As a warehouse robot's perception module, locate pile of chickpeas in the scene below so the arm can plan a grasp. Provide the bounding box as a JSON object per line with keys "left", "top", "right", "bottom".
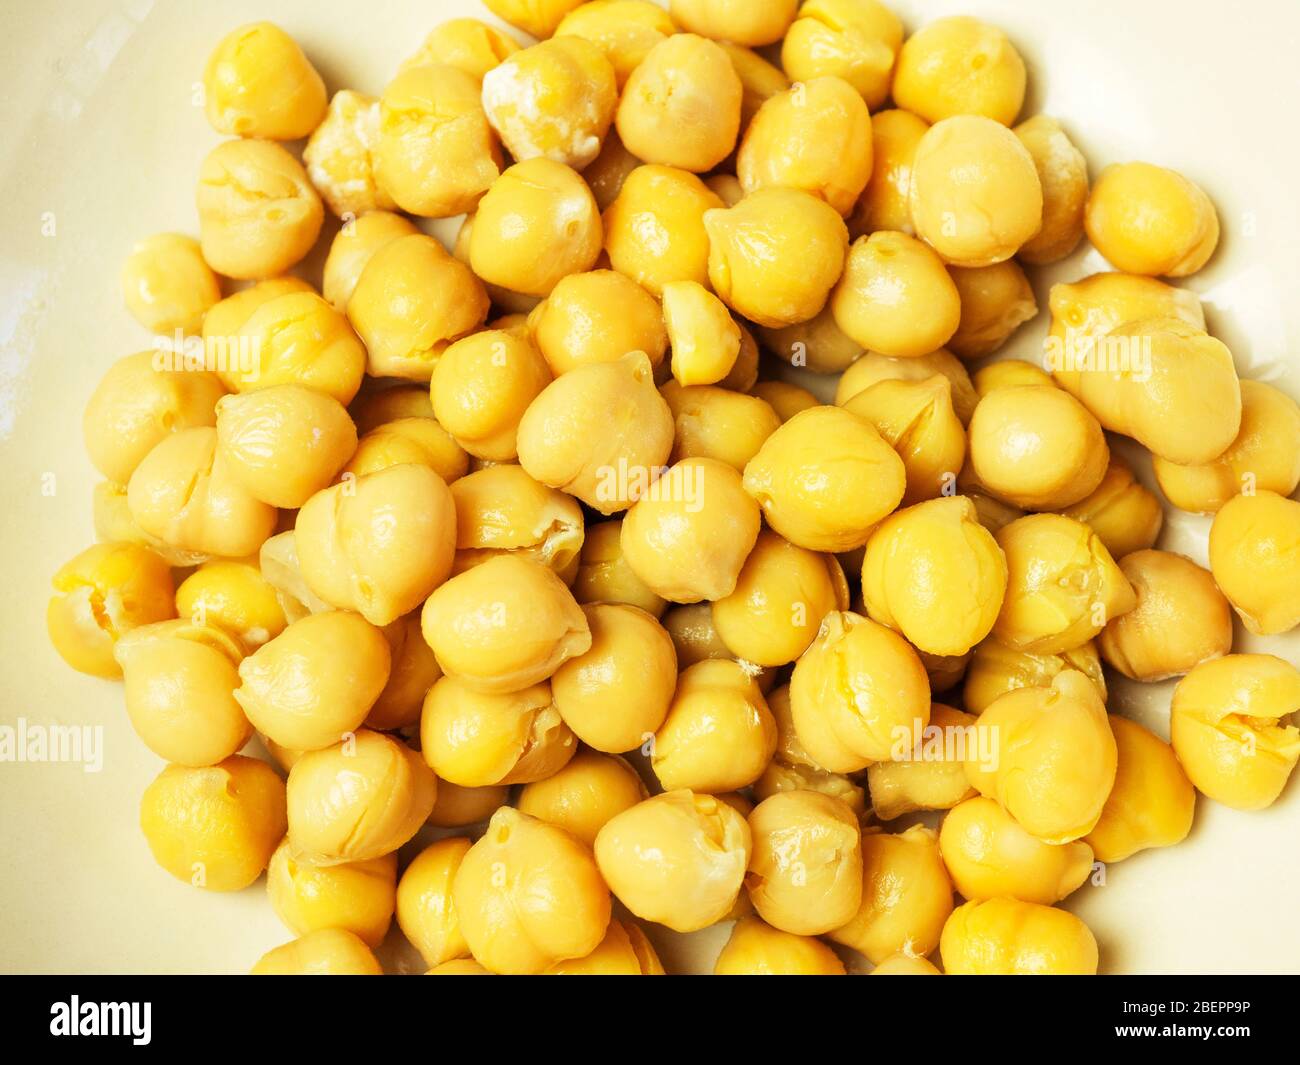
{"left": 50, "top": 0, "right": 1300, "bottom": 976}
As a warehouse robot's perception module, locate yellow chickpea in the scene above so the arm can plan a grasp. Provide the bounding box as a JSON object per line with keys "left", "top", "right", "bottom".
{"left": 836, "top": 346, "right": 979, "bottom": 424}
{"left": 196, "top": 139, "right": 323, "bottom": 280}
{"left": 964, "top": 636, "right": 1107, "bottom": 717}
{"left": 866, "top": 704, "right": 979, "bottom": 821}
{"left": 401, "top": 18, "right": 522, "bottom": 81}
{"left": 233, "top": 291, "right": 368, "bottom": 406}
{"left": 754, "top": 760, "right": 867, "bottom": 819}
{"left": 322, "top": 212, "right": 419, "bottom": 311}
{"left": 396, "top": 838, "right": 472, "bottom": 968}
{"left": 120, "top": 233, "right": 221, "bottom": 337}
{"left": 47, "top": 542, "right": 175, "bottom": 679}
{"left": 1014, "top": 115, "right": 1090, "bottom": 264}
{"left": 616, "top": 34, "right": 742, "bottom": 173}
{"left": 572, "top": 520, "right": 667, "bottom": 618}
{"left": 454, "top": 807, "right": 611, "bottom": 974}
{"left": 790, "top": 610, "right": 931, "bottom": 772}
{"left": 140, "top": 755, "right": 286, "bottom": 891}
{"left": 662, "top": 281, "right": 741, "bottom": 386}
{"left": 267, "top": 842, "right": 397, "bottom": 949}
{"left": 893, "top": 15, "right": 1026, "bottom": 126}
{"left": 844, "top": 377, "right": 967, "bottom": 505}
{"left": 971, "top": 359, "right": 1052, "bottom": 398}
{"left": 349, "top": 382, "right": 434, "bottom": 434}
{"left": 470, "top": 158, "right": 603, "bottom": 296}
{"left": 484, "top": 0, "right": 587, "bottom": 39}
{"left": 783, "top": 0, "right": 903, "bottom": 110}
{"left": 757, "top": 304, "right": 862, "bottom": 375}
{"left": 994, "top": 513, "right": 1136, "bottom": 654}
{"left": 366, "top": 612, "right": 442, "bottom": 730}
{"left": 910, "top": 116, "right": 1042, "bottom": 267}
{"left": 518, "top": 749, "right": 648, "bottom": 846}
{"left": 450, "top": 465, "right": 583, "bottom": 581}
{"left": 595, "top": 790, "right": 751, "bottom": 932}
{"left": 829, "top": 825, "right": 953, "bottom": 964}
{"left": 427, "top": 959, "right": 492, "bottom": 975}
{"left": 556, "top": 2, "right": 676, "bottom": 87}
{"left": 750, "top": 380, "right": 819, "bottom": 422}
{"left": 300, "top": 91, "right": 394, "bottom": 219}
{"left": 738, "top": 76, "right": 873, "bottom": 217}
{"left": 862, "top": 496, "right": 1007, "bottom": 658}
{"left": 170, "top": 557, "right": 285, "bottom": 658}
{"left": 1170, "top": 654, "right": 1300, "bottom": 811}
{"left": 940, "top": 897, "right": 1098, "bottom": 975}
{"left": 947, "top": 261, "right": 1038, "bottom": 359}
{"left": 621, "top": 457, "right": 761, "bottom": 603}
{"left": 421, "top": 555, "right": 592, "bottom": 693}
{"left": 670, "top": 0, "right": 796, "bottom": 46}
{"left": 1086, "top": 162, "right": 1219, "bottom": 278}
{"left": 257, "top": 531, "right": 332, "bottom": 622}
{"left": 603, "top": 164, "right": 723, "bottom": 296}
{"left": 428, "top": 781, "right": 510, "bottom": 828}
{"left": 531, "top": 270, "right": 667, "bottom": 375}
{"left": 661, "top": 381, "right": 781, "bottom": 472}
{"left": 203, "top": 21, "right": 326, "bottom": 139}
{"left": 201, "top": 278, "right": 313, "bottom": 392}
{"left": 251, "top": 929, "right": 382, "bottom": 975}
{"left": 583, "top": 129, "right": 642, "bottom": 210}
{"left": 295, "top": 463, "right": 456, "bottom": 627}
{"left": 1155, "top": 380, "right": 1300, "bottom": 513}
{"left": 850, "top": 108, "right": 928, "bottom": 237}
{"left": 547, "top": 919, "right": 666, "bottom": 975}
{"left": 966, "top": 669, "right": 1117, "bottom": 844}
{"left": 344, "top": 417, "right": 468, "bottom": 485}
{"left": 1209, "top": 491, "right": 1300, "bottom": 634}
{"left": 288, "top": 730, "right": 435, "bottom": 861}
{"left": 375, "top": 64, "right": 501, "bottom": 218}
{"left": 871, "top": 954, "right": 941, "bottom": 975}
{"left": 1059, "top": 458, "right": 1164, "bottom": 561}
{"left": 831, "top": 230, "right": 962, "bottom": 356}
{"left": 705, "top": 187, "right": 849, "bottom": 328}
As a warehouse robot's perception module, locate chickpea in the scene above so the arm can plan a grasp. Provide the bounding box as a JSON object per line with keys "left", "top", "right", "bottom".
{"left": 783, "top": 0, "right": 903, "bottom": 110}
{"left": 251, "top": 928, "right": 382, "bottom": 976}
{"left": 661, "top": 381, "right": 781, "bottom": 472}
{"left": 287, "top": 730, "right": 436, "bottom": 861}
{"left": 517, "top": 351, "right": 673, "bottom": 513}
{"left": 716, "top": 43, "right": 790, "bottom": 134}
{"left": 1086, "top": 161, "right": 1219, "bottom": 277}
{"left": 421, "top": 555, "right": 591, "bottom": 693}
{"left": 395, "top": 837, "right": 472, "bottom": 968}
{"left": 120, "top": 233, "right": 222, "bottom": 338}
{"left": 757, "top": 304, "right": 863, "bottom": 376}
{"left": 844, "top": 377, "right": 967, "bottom": 505}
{"left": 828, "top": 825, "right": 953, "bottom": 964}
{"left": 551, "top": 603, "right": 676, "bottom": 752}
{"left": 518, "top": 749, "right": 648, "bottom": 847}
{"left": 1155, "top": 380, "right": 1300, "bottom": 513}
{"left": 918, "top": 649, "right": 971, "bottom": 696}
{"left": 296, "top": 463, "right": 456, "bottom": 627}
{"left": 871, "top": 954, "right": 941, "bottom": 975}
{"left": 202, "top": 278, "right": 314, "bottom": 391}
{"left": 831, "top": 231, "right": 962, "bottom": 356}
{"left": 850, "top": 108, "right": 928, "bottom": 237}
{"left": 196, "top": 140, "right": 323, "bottom": 280}
{"left": 994, "top": 513, "right": 1136, "bottom": 654}
{"left": 947, "top": 261, "right": 1038, "bottom": 359}
{"left": 401, "top": 18, "right": 522, "bottom": 81}
{"left": 670, "top": 0, "right": 796, "bottom": 45}
{"left": 345, "top": 417, "right": 468, "bottom": 485}
{"left": 737, "top": 76, "right": 872, "bottom": 217}
{"left": 547, "top": 918, "right": 665, "bottom": 975}
{"left": 1171, "top": 654, "right": 1300, "bottom": 811}
{"left": 428, "top": 781, "right": 509, "bottom": 828}
{"left": 83, "top": 350, "right": 226, "bottom": 486}
{"left": 140, "top": 755, "right": 286, "bottom": 891}
{"left": 1209, "top": 491, "right": 1300, "bottom": 635}
{"left": 215, "top": 386, "right": 357, "bottom": 509}
{"left": 971, "top": 359, "right": 1051, "bottom": 398}
{"left": 1014, "top": 115, "right": 1089, "bottom": 265}
{"left": 427, "top": 959, "right": 492, "bottom": 975}
{"left": 322, "top": 212, "right": 419, "bottom": 311}
{"left": 790, "top": 611, "right": 931, "bottom": 772}
{"left": 364, "top": 613, "right": 441, "bottom": 731}
{"left": 450, "top": 465, "right": 583, "bottom": 582}
{"left": 583, "top": 130, "right": 641, "bottom": 210}
{"left": 941, "top": 897, "right": 1098, "bottom": 975}
{"left": 662, "top": 281, "right": 741, "bottom": 386}
{"left": 482, "top": 37, "right": 616, "bottom": 170}
{"left": 966, "top": 669, "right": 1117, "bottom": 844}
{"left": 375, "top": 64, "right": 501, "bottom": 218}
{"left": 594, "top": 790, "right": 751, "bottom": 932}
{"left": 893, "top": 16, "right": 1026, "bottom": 126}
{"left": 836, "top": 346, "right": 979, "bottom": 424}
{"left": 910, "top": 116, "right": 1042, "bottom": 267}
{"left": 299, "top": 91, "right": 392, "bottom": 219}
{"left": 1060, "top": 458, "right": 1163, "bottom": 561}
{"left": 867, "top": 704, "right": 979, "bottom": 821}
{"left": 621, "top": 457, "right": 760, "bottom": 603}
{"left": 267, "top": 841, "right": 397, "bottom": 949}
{"left": 454, "top": 807, "right": 611, "bottom": 974}
{"left": 257, "top": 531, "right": 333, "bottom": 622}
{"left": 233, "top": 291, "right": 368, "bottom": 406}
{"left": 531, "top": 270, "right": 667, "bottom": 375}
{"left": 470, "top": 159, "right": 602, "bottom": 296}
{"left": 743, "top": 406, "right": 906, "bottom": 553}
{"left": 203, "top": 22, "right": 325, "bottom": 139}
{"left": 484, "top": 0, "right": 587, "bottom": 39}
{"left": 572, "top": 520, "right": 667, "bottom": 618}
{"left": 750, "top": 380, "right": 818, "bottom": 422}
{"left": 350, "top": 382, "right": 434, "bottom": 434}
{"left": 555, "top": 2, "right": 676, "bottom": 87}
{"left": 603, "top": 164, "right": 723, "bottom": 296}
{"left": 705, "top": 187, "right": 849, "bottom": 328}
{"left": 47, "top": 542, "right": 175, "bottom": 679}
{"left": 964, "top": 636, "right": 1107, "bottom": 717}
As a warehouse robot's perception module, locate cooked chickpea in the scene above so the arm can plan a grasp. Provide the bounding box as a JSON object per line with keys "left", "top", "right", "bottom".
{"left": 251, "top": 928, "right": 382, "bottom": 975}
{"left": 322, "top": 212, "right": 419, "bottom": 311}
{"left": 663, "top": 281, "right": 741, "bottom": 386}
{"left": 375, "top": 64, "right": 501, "bottom": 218}
{"left": 140, "top": 755, "right": 285, "bottom": 891}
{"left": 947, "top": 261, "right": 1037, "bottom": 359}
{"left": 836, "top": 346, "right": 979, "bottom": 424}
{"left": 350, "top": 382, "right": 434, "bottom": 434}
{"left": 296, "top": 463, "right": 456, "bottom": 626}
{"left": 616, "top": 34, "right": 741, "bottom": 172}
{"left": 831, "top": 231, "right": 962, "bottom": 356}
{"left": 893, "top": 15, "right": 1026, "bottom": 126}
{"left": 964, "top": 636, "right": 1106, "bottom": 717}
{"left": 556, "top": 1, "right": 676, "bottom": 87}
{"left": 620, "top": 457, "right": 760, "bottom": 603}
{"left": 470, "top": 158, "right": 602, "bottom": 296}
{"left": 758, "top": 303, "right": 863, "bottom": 375}
{"left": 705, "top": 187, "right": 849, "bottom": 328}
{"left": 966, "top": 669, "right": 1118, "bottom": 843}
{"left": 783, "top": 0, "right": 903, "bottom": 109}
{"left": 1087, "top": 161, "right": 1219, "bottom": 277}
{"left": 450, "top": 465, "right": 583, "bottom": 581}
{"left": 257, "top": 530, "right": 332, "bottom": 621}
{"left": 428, "top": 780, "right": 509, "bottom": 828}
{"left": 716, "top": 42, "right": 789, "bottom": 133}
{"left": 427, "top": 959, "right": 492, "bottom": 975}
{"left": 1060, "top": 458, "right": 1163, "bottom": 561}
{"left": 790, "top": 610, "right": 931, "bottom": 772}
{"left": 1209, "top": 491, "right": 1300, "bottom": 635}
{"left": 47, "top": 542, "right": 175, "bottom": 679}
{"left": 941, "top": 897, "right": 1098, "bottom": 975}
{"left": 203, "top": 21, "right": 325, "bottom": 139}
{"left": 594, "top": 790, "right": 751, "bottom": 932}
{"left": 345, "top": 416, "right": 468, "bottom": 485}
{"left": 660, "top": 381, "right": 781, "bottom": 472}
{"left": 1014, "top": 115, "right": 1089, "bottom": 264}
{"left": 396, "top": 837, "right": 472, "bottom": 968}
{"left": 401, "top": 18, "right": 522, "bottom": 81}
{"left": 547, "top": 918, "right": 666, "bottom": 975}
{"left": 828, "top": 825, "right": 953, "bottom": 964}
{"left": 301, "top": 91, "right": 394, "bottom": 219}
{"left": 531, "top": 270, "right": 667, "bottom": 375}
{"left": 994, "top": 513, "right": 1136, "bottom": 654}
{"left": 196, "top": 139, "right": 323, "bottom": 280}
{"left": 484, "top": 0, "right": 587, "bottom": 39}
{"left": 750, "top": 380, "right": 818, "bottom": 422}
{"left": 364, "top": 613, "right": 441, "bottom": 731}
{"left": 287, "top": 730, "right": 435, "bottom": 861}
{"left": 572, "top": 520, "right": 667, "bottom": 617}
{"left": 518, "top": 749, "right": 647, "bottom": 846}
{"left": 120, "top": 233, "right": 221, "bottom": 337}
{"left": 583, "top": 129, "right": 641, "bottom": 210}
{"left": 267, "top": 841, "right": 396, "bottom": 949}
{"left": 1171, "top": 654, "right": 1300, "bottom": 810}
{"left": 202, "top": 278, "right": 313, "bottom": 390}
{"left": 421, "top": 555, "right": 591, "bottom": 693}
{"left": 867, "top": 704, "right": 979, "bottom": 821}
{"left": 233, "top": 290, "right": 368, "bottom": 405}
{"left": 871, "top": 954, "right": 941, "bottom": 975}
{"left": 454, "top": 807, "right": 611, "bottom": 974}
{"left": 670, "top": 0, "right": 796, "bottom": 46}
{"left": 971, "top": 359, "right": 1052, "bottom": 398}
{"left": 850, "top": 108, "right": 928, "bottom": 236}
{"left": 738, "top": 76, "right": 872, "bottom": 216}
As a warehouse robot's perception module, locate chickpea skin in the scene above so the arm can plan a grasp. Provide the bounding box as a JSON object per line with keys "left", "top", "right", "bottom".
{"left": 782, "top": 0, "right": 904, "bottom": 110}
{"left": 835, "top": 346, "right": 979, "bottom": 424}
{"left": 964, "top": 636, "right": 1107, "bottom": 717}
{"left": 302, "top": 91, "right": 395, "bottom": 219}
{"left": 670, "top": 0, "right": 797, "bottom": 46}
{"left": 428, "top": 781, "right": 510, "bottom": 828}
{"left": 530, "top": 270, "right": 668, "bottom": 375}
{"left": 484, "top": 0, "right": 587, "bottom": 40}
{"left": 120, "top": 234, "right": 221, "bottom": 336}
{"left": 367, "top": 613, "right": 442, "bottom": 731}
{"left": 662, "top": 281, "right": 742, "bottom": 386}
{"left": 518, "top": 749, "right": 648, "bottom": 847}
{"left": 344, "top": 416, "right": 468, "bottom": 485}
{"left": 866, "top": 704, "right": 979, "bottom": 821}
{"left": 1208, "top": 491, "right": 1300, "bottom": 635}
{"left": 940, "top": 897, "right": 1099, "bottom": 975}
{"left": 892, "top": 15, "right": 1026, "bottom": 126}
{"left": 322, "top": 211, "right": 419, "bottom": 311}
{"left": 450, "top": 464, "right": 584, "bottom": 580}
{"left": 547, "top": 919, "right": 666, "bottom": 976}
{"left": 715, "top": 916, "right": 845, "bottom": 976}
{"left": 660, "top": 381, "right": 782, "bottom": 472}
{"left": 400, "top": 18, "right": 522, "bottom": 82}
{"left": 267, "top": 843, "right": 397, "bottom": 949}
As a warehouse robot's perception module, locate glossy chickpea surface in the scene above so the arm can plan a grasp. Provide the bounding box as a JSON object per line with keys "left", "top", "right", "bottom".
{"left": 661, "top": 381, "right": 781, "bottom": 472}
{"left": 450, "top": 464, "right": 583, "bottom": 580}
{"left": 268, "top": 842, "right": 396, "bottom": 949}
{"left": 556, "top": 1, "right": 675, "bottom": 87}
{"left": 531, "top": 270, "right": 667, "bottom": 375}
{"left": 547, "top": 918, "right": 665, "bottom": 975}
{"left": 1208, "top": 491, "right": 1300, "bottom": 635}
{"left": 322, "top": 211, "right": 418, "bottom": 310}
{"left": 302, "top": 90, "right": 394, "bottom": 219}
{"left": 867, "top": 703, "right": 978, "bottom": 820}
{"left": 964, "top": 637, "right": 1106, "bottom": 717}
{"left": 941, "top": 897, "right": 1099, "bottom": 975}
{"left": 251, "top": 928, "right": 382, "bottom": 975}
{"left": 836, "top": 346, "right": 979, "bottom": 423}
{"left": 1014, "top": 115, "right": 1089, "bottom": 264}
{"left": 948, "top": 260, "right": 1037, "bottom": 359}
{"left": 203, "top": 22, "right": 325, "bottom": 140}
{"left": 572, "top": 520, "right": 667, "bottom": 617}
{"left": 518, "top": 749, "right": 647, "bottom": 846}
{"left": 485, "top": 0, "right": 586, "bottom": 39}
{"left": 1060, "top": 458, "right": 1163, "bottom": 561}
{"left": 120, "top": 233, "right": 221, "bottom": 336}
{"left": 345, "top": 416, "right": 468, "bottom": 484}
{"left": 232, "top": 291, "right": 368, "bottom": 405}
{"left": 1086, "top": 162, "right": 1219, "bottom": 277}
{"left": 396, "top": 837, "right": 472, "bottom": 968}
{"left": 714, "top": 916, "right": 845, "bottom": 976}
{"left": 893, "top": 15, "right": 1026, "bottom": 126}
{"left": 783, "top": 0, "right": 903, "bottom": 109}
